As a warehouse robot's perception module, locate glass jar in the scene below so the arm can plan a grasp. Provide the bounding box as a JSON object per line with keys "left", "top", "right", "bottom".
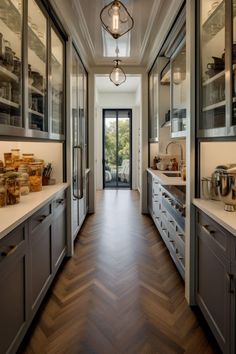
{"left": 6, "top": 173, "right": 21, "bottom": 205}
{"left": 0, "top": 176, "right": 6, "bottom": 207}
{"left": 22, "top": 153, "right": 34, "bottom": 164}
{"left": 4, "top": 152, "right": 13, "bottom": 168}
{"left": 18, "top": 165, "right": 30, "bottom": 195}
{"left": 29, "top": 162, "right": 42, "bottom": 192}
{"left": 11, "top": 148, "right": 20, "bottom": 162}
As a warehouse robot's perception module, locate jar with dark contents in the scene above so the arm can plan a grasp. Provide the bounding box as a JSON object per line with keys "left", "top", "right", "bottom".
{"left": 0, "top": 175, "right": 6, "bottom": 207}
{"left": 6, "top": 173, "right": 20, "bottom": 205}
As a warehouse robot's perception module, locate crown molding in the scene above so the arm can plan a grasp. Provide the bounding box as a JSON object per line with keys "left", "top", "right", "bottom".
{"left": 72, "top": 0, "right": 96, "bottom": 61}
{"left": 139, "top": 0, "right": 162, "bottom": 63}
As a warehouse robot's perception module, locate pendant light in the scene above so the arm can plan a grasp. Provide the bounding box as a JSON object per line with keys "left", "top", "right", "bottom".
{"left": 110, "top": 59, "right": 126, "bottom": 86}
{"left": 100, "top": 0, "right": 134, "bottom": 39}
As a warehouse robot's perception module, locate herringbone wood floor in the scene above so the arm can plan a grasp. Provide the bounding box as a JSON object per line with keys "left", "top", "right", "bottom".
{"left": 20, "top": 190, "right": 220, "bottom": 354}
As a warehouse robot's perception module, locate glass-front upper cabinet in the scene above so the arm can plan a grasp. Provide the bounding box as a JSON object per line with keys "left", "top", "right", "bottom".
{"left": 148, "top": 62, "right": 158, "bottom": 142}
{"left": 51, "top": 27, "right": 64, "bottom": 135}
{"left": 0, "top": 0, "right": 22, "bottom": 128}
{"left": 28, "top": 0, "right": 47, "bottom": 132}
{"left": 171, "top": 42, "right": 186, "bottom": 138}
{"left": 0, "top": 0, "right": 65, "bottom": 139}
{"left": 199, "top": 0, "right": 226, "bottom": 136}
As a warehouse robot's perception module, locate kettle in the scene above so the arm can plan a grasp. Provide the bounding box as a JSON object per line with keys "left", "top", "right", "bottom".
{"left": 216, "top": 165, "right": 236, "bottom": 211}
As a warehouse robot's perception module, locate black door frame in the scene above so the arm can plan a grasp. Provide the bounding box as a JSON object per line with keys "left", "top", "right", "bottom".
{"left": 103, "top": 109, "right": 132, "bottom": 189}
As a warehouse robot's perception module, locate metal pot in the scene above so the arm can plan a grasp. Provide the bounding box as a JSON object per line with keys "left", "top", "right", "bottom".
{"left": 218, "top": 173, "right": 236, "bottom": 211}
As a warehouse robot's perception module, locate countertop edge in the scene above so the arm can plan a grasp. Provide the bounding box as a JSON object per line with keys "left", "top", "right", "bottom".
{"left": 147, "top": 168, "right": 186, "bottom": 186}
{"left": 0, "top": 183, "right": 69, "bottom": 240}
{"left": 193, "top": 198, "right": 236, "bottom": 237}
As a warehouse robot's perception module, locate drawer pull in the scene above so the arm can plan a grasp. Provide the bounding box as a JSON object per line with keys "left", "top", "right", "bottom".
{"left": 178, "top": 233, "right": 184, "bottom": 238}
{"left": 202, "top": 224, "right": 215, "bottom": 235}
{"left": 38, "top": 215, "right": 48, "bottom": 223}
{"left": 178, "top": 255, "right": 184, "bottom": 260}
{"left": 227, "top": 273, "right": 234, "bottom": 294}
{"left": 56, "top": 198, "right": 64, "bottom": 205}
{"left": 1, "top": 245, "right": 18, "bottom": 258}
{"left": 169, "top": 239, "right": 174, "bottom": 243}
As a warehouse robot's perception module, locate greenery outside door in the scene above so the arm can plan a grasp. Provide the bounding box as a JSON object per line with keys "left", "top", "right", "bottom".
{"left": 103, "top": 109, "right": 132, "bottom": 189}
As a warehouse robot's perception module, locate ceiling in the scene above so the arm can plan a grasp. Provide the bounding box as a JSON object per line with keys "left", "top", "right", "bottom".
{"left": 50, "top": 0, "right": 184, "bottom": 68}
{"left": 96, "top": 76, "right": 141, "bottom": 93}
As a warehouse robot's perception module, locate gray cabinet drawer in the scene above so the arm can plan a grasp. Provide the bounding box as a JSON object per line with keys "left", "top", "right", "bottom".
{"left": 53, "top": 190, "right": 66, "bottom": 214}
{"left": 197, "top": 211, "right": 230, "bottom": 258}
{"left": 29, "top": 203, "right": 52, "bottom": 232}
{"left": 0, "top": 223, "right": 27, "bottom": 265}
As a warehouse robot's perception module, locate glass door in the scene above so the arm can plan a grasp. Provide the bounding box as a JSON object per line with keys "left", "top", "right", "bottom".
{"left": 51, "top": 27, "right": 64, "bottom": 135}
{"left": 171, "top": 42, "right": 187, "bottom": 137}
{"left": 103, "top": 109, "right": 132, "bottom": 189}
{"left": 198, "top": 0, "right": 226, "bottom": 135}
{"left": 0, "top": 0, "right": 22, "bottom": 128}
{"left": 28, "top": 0, "right": 47, "bottom": 132}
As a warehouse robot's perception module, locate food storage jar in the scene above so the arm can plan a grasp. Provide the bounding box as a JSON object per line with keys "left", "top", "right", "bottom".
{"left": 11, "top": 148, "right": 20, "bottom": 161}
{"left": 6, "top": 173, "right": 20, "bottom": 205}
{"left": 0, "top": 175, "right": 6, "bottom": 207}
{"left": 22, "top": 153, "right": 34, "bottom": 164}
{"left": 18, "top": 165, "right": 30, "bottom": 195}
{"left": 29, "top": 162, "right": 43, "bottom": 192}
{"left": 4, "top": 152, "right": 12, "bottom": 167}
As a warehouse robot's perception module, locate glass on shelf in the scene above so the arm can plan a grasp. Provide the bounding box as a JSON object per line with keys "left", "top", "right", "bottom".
{"left": 28, "top": 0, "right": 47, "bottom": 132}
{"left": 171, "top": 44, "right": 186, "bottom": 134}
{"left": 200, "top": 0, "right": 225, "bottom": 131}
{"left": 51, "top": 28, "right": 64, "bottom": 135}
{"left": 0, "top": 0, "right": 22, "bottom": 127}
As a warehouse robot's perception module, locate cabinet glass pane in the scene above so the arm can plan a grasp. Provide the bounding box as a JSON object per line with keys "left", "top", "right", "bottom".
{"left": 28, "top": 0, "right": 47, "bottom": 131}
{"left": 200, "top": 0, "right": 225, "bottom": 130}
{"left": 51, "top": 28, "right": 64, "bottom": 135}
{"left": 153, "top": 64, "right": 158, "bottom": 139}
{"left": 233, "top": 0, "right": 236, "bottom": 125}
{"left": 171, "top": 44, "right": 186, "bottom": 134}
{"left": 0, "top": 0, "right": 22, "bottom": 127}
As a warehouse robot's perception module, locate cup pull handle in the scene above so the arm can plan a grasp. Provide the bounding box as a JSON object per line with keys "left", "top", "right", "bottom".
{"left": 1, "top": 245, "right": 18, "bottom": 258}
{"left": 39, "top": 215, "right": 47, "bottom": 223}
{"left": 202, "top": 224, "right": 215, "bottom": 235}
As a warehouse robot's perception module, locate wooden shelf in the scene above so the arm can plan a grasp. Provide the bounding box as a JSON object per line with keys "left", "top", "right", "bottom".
{"left": 0, "top": 97, "right": 19, "bottom": 108}
{"left": 28, "top": 108, "right": 44, "bottom": 118}
{"left": 0, "top": 65, "right": 19, "bottom": 83}
{"left": 202, "top": 100, "right": 226, "bottom": 112}
{"left": 202, "top": 70, "right": 225, "bottom": 86}
{"left": 28, "top": 85, "right": 44, "bottom": 96}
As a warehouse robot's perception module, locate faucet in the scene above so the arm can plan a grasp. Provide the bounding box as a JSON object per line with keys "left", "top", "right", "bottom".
{"left": 165, "top": 141, "right": 184, "bottom": 161}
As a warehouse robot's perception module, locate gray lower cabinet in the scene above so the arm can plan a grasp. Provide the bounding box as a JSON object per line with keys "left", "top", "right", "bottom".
{"left": 0, "top": 223, "right": 29, "bottom": 354}
{"left": 29, "top": 203, "right": 53, "bottom": 317}
{"left": 147, "top": 172, "right": 153, "bottom": 214}
{"left": 0, "top": 189, "right": 67, "bottom": 354}
{"left": 52, "top": 191, "right": 67, "bottom": 271}
{"left": 196, "top": 209, "right": 235, "bottom": 354}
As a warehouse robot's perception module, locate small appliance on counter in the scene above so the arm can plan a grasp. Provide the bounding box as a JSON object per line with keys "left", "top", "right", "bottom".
{"left": 202, "top": 164, "right": 236, "bottom": 211}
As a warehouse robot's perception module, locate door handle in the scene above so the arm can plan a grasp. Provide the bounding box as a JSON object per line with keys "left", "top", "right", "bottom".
{"left": 227, "top": 273, "right": 234, "bottom": 294}
{"left": 1, "top": 245, "right": 18, "bottom": 258}
{"left": 73, "top": 145, "right": 84, "bottom": 200}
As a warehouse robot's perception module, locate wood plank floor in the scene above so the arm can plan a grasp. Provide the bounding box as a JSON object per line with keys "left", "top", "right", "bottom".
{"left": 20, "top": 190, "right": 221, "bottom": 354}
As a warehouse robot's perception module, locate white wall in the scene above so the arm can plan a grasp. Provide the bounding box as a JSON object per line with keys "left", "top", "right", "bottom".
{"left": 0, "top": 141, "right": 64, "bottom": 183}
{"left": 95, "top": 86, "right": 141, "bottom": 191}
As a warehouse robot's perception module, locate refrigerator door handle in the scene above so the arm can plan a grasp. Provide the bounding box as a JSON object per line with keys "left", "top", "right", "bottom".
{"left": 73, "top": 145, "right": 84, "bottom": 200}
{"left": 79, "top": 145, "right": 84, "bottom": 199}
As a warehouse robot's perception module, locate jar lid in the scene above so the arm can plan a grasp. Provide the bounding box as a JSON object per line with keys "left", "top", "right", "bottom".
{"left": 11, "top": 148, "right": 20, "bottom": 151}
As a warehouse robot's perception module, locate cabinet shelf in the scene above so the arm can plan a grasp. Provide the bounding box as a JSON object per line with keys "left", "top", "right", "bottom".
{"left": 160, "top": 69, "right": 171, "bottom": 85}
{"left": 202, "top": 70, "right": 225, "bottom": 86}
{"left": 202, "top": 1, "right": 224, "bottom": 42}
{"left": 0, "top": 97, "right": 19, "bottom": 108}
{"left": 0, "top": 65, "right": 19, "bottom": 83}
{"left": 202, "top": 100, "right": 225, "bottom": 112}
{"left": 28, "top": 85, "right": 45, "bottom": 96}
{"left": 28, "top": 108, "right": 44, "bottom": 118}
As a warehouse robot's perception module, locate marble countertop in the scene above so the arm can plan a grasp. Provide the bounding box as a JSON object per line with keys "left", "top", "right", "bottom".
{"left": 193, "top": 198, "right": 236, "bottom": 237}
{"left": 0, "top": 183, "right": 69, "bottom": 240}
{"left": 147, "top": 168, "right": 186, "bottom": 186}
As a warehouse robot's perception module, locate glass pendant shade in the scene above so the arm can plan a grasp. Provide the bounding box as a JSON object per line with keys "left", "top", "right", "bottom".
{"left": 100, "top": 0, "right": 134, "bottom": 39}
{"left": 110, "top": 59, "right": 126, "bottom": 86}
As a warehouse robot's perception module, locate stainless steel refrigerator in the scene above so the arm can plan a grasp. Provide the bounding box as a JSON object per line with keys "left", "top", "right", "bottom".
{"left": 71, "top": 45, "right": 87, "bottom": 241}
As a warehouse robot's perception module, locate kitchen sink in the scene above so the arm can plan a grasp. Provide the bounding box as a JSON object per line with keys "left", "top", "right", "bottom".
{"left": 163, "top": 172, "right": 181, "bottom": 177}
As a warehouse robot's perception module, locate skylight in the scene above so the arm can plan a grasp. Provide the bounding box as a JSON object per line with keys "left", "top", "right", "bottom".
{"left": 102, "top": 28, "right": 131, "bottom": 57}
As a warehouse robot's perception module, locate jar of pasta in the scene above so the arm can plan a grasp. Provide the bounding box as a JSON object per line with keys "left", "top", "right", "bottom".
{"left": 29, "top": 162, "right": 42, "bottom": 192}
{"left": 5, "top": 173, "right": 20, "bottom": 205}
{"left": 18, "top": 165, "right": 30, "bottom": 195}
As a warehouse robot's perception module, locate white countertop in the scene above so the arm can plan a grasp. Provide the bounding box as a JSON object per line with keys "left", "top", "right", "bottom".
{"left": 193, "top": 198, "right": 236, "bottom": 237}
{"left": 147, "top": 168, "right": 186, "bottom": 186}
{"left": 0, "top": 183, "right": 69, "bottom": 240}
